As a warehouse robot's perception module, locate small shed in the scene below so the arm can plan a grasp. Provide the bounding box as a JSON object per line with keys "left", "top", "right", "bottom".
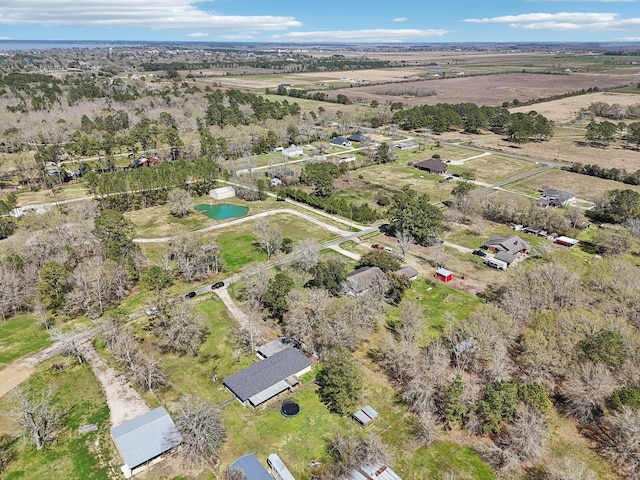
{"left": 209, "top": 186, "right": 235, "bottom": 200}
{"left": 110, "top": 407, "right": 181, "bottom": 478}
{"left": 353, "top": 405, "right": 379, "bottom": 428}
{"left": 435, "top": 268, "right": 453, "bottom": 283}
{"left": 230, "top": 454, "right": 273, "bottom": 480}
{"left": 394, "top": 266, "right": 419, "bottom": 281}
{"left": 267, "top": 453, "right": 296, "bottom": 480}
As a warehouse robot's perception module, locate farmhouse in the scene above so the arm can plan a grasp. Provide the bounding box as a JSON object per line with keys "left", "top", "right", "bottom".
{"left": 282, "top": 145, "right": 304, "bottom": 158}
{"left": 394, "top": 265, "right": 419, "bottom": 281}
{"left": 481, "top": 235, "right": 530, "bottom": 265}
{"left": 535, "top": 188, "right": 576, "bottom": 207}
{"left": 413, "top": 159, "right": 448, "bottom": 175}
{"left": 353, "top": 405, "right": 379, "bottom": 428}
{"left": 223, "top": 348, "right": 312, "bottom": 407}
{"left": 344, "top": 266, "right": 384, "bottom": 297}
{"left": 230, "top": 454, "right": 273, "bottom": 480}
{"left": 329, "top": 137, "right": 352, "bottom": 148}
{"left": 110, "top": 407, "right": 181, "bottom": 478}
{"left": 209, "top": 186, "right": 235, "bottom": 200}
{"left": 435, "top": 268, "right": 453, "bottom": 283}
{"left": 340, "top": 462, "right": 404, "bottom": 480}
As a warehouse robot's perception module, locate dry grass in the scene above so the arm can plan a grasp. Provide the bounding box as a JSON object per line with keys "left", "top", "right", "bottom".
{"left": 504, "top": 168, "right": 640, "bottom": 201}
{"left": 510, "top": 91, "right": 640, "bottom": 124}
{"left": 448, "top": 154, "right": 539, "bottom": 183}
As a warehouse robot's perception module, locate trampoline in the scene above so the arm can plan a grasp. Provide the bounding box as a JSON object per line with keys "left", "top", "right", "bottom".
{"left": 281, "top": 399, "right": 300, "bottom": 418}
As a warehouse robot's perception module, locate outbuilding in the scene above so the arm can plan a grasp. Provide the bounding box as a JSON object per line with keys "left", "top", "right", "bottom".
{"left": 209, "top": 186, "right": 235, "bottom": 200}
{"left": 353, "top": 405, "right": 379, "bottom": 428}
{"left": 110, "top": 407, "right": 182, "bottom": 478}
{"left": 435, "top": 268, "right": 453, "bottom": 283}
{"left": 555, "top": 235, "right": 580, "bottom": 247}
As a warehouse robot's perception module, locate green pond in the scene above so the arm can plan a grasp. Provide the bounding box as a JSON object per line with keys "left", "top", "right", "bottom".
{"left": 195, "top": 203, "right": 249, "bottom": 220}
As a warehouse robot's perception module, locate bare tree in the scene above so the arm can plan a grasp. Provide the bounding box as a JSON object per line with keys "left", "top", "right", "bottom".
{"left": 0, "top": 263, "right": 26, "bottom": 321}
{"left": 168, "top": 188, "right": 192, "bottom": 218}
{"left": 563, "top": 362, "right": 617, "bottom": 422}
{"left": 413, "top": 412, "right": 441, "bottom": 447}
{"left": 395, "top": 230, "right": 415, "bottom": 261}
{"left": 392, "top": 300, "right": 424, "bottom": 345}
{"left": 155, "top": 298, "right": 208, "bottom": 356}
{"left": 173, "top": 395, "right": 226, "bottom": 465}
{"left": 604, "top": 407, "right": 640, "bottom": 479}
{"left": 223, "top": 467, "right": 249, "bottom": 480}
{"left": 237, "top": 298, "right": 266, "bottom": 354}
{"left": 292, "top": 238, "right": 320, "bottom": 282}
{"left": 49, "top": 327, "right": 85, "bottom": 364}
{"left": 253, "top": 218, "right": 282, "bottom": 259}
{"left": 498, "top": 405, "right": 549, "bottom": 465}
{"left": 549, "top": 458, "right": 598, "bottom": 480}
{"left": 1, "top": 385, "right": 64, "bottom": 450}
{"left": 132, "top": 352, "right": 167, "bottom": 392}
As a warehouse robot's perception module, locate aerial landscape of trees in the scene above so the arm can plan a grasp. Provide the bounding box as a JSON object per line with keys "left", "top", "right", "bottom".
{"left": 1, "top": 42, "right": 640, "bottom": 480}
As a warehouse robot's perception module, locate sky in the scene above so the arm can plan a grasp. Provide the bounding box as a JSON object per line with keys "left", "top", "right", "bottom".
{"left": 1, "top": 0, "right": 640, "bottom": 43}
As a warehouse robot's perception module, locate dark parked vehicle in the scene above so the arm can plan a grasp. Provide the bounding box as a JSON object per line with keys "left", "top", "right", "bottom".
{"left": 371, "top": 244, "right": 384, "bottom": 250}
{"left": 185, "top": 291, "right": 197, "bottom": 299}
{"left": 211, "top": 281, "right": 224, "bottom": 290}
{"left": 472, "top": 249, "right": 487, "bottom": 257}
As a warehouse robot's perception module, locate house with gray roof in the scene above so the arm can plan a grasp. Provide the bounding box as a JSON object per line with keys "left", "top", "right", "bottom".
{"left": 481, "top": 235, "right": 529, "bottom": 266}
{"left": 536, "top": 188, "right": 576, "bottom": 207}
{"left": 414, "top": 158, "right": 448, "bottom": 175}
{"left": 224, "top": 348, "right": 312, "bottom": 407}
{"left": 340, "top": 462, "right": 403, "bottom": 480}
{"left": 329, "top": 137, "right": 352, "bottom": 148}
{"left": 110, "top": 406, "right": 181, "bottom": 478}
{"left": 344, "top": 266, "right": 384, "bottom": 297}
{"left": 230, "top": 454, "right": 273, "bottom": 480}
{"left": 394, "top": 265, "right": 419, "bottom": 281}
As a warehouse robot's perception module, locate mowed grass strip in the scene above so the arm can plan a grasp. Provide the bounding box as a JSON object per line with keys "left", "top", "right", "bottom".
{"left": 0, "top": 360, "right": 117, "bottom": 480}
{"left": 0, "top": 314, "right": 51, "bottom": 369}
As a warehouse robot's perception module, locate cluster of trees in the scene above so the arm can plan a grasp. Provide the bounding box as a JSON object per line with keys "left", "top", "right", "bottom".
{"left": 387, "top": 186, "right": 444, "bottom": 246}
{"left": 591, "top": 189, "right": 640, "bottom": 224}
{"left": 589, "top": 101, "right": 640, "bottom": 120}
{"left": 204, "top": 89, "right": 301, "bottom": 128}
{"left": 0, "top": 72, "right": 63, "bottom": 112}
{"left": 278, "top": 187, "right": 381, "bottom": 223}
{"left": 392, "top": 103, "right": 554, "bottom": 143}
{"left": 582, "top": 120, "right": 640, "bottom": 149}
{"left": 565, "top": 163, "right": 640, "bottom": 186}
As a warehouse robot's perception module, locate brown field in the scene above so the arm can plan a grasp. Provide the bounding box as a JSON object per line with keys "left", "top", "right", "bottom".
{"left": 510, "top": 91, "right": 640, "bottom": 123}
{"left": 317, "top": 72, "right": 636, "bottom": 107}
{"left": 436, "top": 127, "right": 640, "bottom": 171}
{"left": 504, "top": 168, "right": 640, "bottom": 202}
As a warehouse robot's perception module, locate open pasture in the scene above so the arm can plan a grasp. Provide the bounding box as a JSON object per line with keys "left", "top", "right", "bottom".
{"left": 504, "top": 168, "right": 640, "bottom": 202}
{"left": 317, "top": 72, "right": 636, "bottom": 107}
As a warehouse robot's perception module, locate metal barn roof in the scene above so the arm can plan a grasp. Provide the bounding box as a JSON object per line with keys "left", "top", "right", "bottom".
{"left": 230, "top": 454, "right": 273, "bottom": 480}
{"left": 110, "top": 407, "right": 181, "bottom": 470}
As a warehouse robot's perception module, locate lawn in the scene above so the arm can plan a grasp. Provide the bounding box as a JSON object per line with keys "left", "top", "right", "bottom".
{"left": 0, "top": 314, "right": 51, "bottom": 369}
{"left": 0, "top": 359, "right": 119, "bottom": 480}
{"left": 446, "top": 153, "right": 539, "bottom": 184}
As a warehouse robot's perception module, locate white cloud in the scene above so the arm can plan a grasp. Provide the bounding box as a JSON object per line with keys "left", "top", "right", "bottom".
{"left": 271, "top": 29, "right": 448, "bottom": 42}
{"left": 0, "top": 0, "right": 302, "bottom": 31}
{"left": 392, "top": 17, "right": 408, "bottom": 22}
{"left": 187, "top": 32, "right": 209, "bottom": 37}
{"left": 525, "top": 0, "right": 635, "bottom": 2}
{"left": 464, "top": 11, "right": 640, "bottom": 30}
{"left": 617, "top": 36, "right": 640, "bottom": 40}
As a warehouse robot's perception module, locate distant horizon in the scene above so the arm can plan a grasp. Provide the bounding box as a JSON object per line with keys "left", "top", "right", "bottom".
{"left": 3, "top": 1, "right": 640, "bottom": 44}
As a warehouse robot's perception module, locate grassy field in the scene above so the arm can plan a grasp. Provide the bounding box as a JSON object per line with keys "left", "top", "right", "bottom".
{"left": 446, "top": 153, "right": 539, "bottom": 184}
{"left": 0, "top": 314, "right": 51, "bottom": 370}
{"left": 503, "top": 168, "right": 640, "bottom": 202}
{"left": 0, "top": 359, "right": 118, "bottom": 480}
{"left": 358, "top": 163, "right": 456, "bottom": 201}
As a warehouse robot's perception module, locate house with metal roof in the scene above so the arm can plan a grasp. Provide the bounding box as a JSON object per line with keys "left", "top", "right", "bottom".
{"left": 394, "top": 266, "right": 419, "bottom": 281}
{"left": 256, "top": 337, "right": 300, "bottom": 359}
{"left": 110, "top": 406, "right": 181, "bottom": 478}
{"left": 329, "top": 137, "right": 352, "bottom": 148}
{"left": 230, "top": 454, "right": 273, "bottom": 480}
{"left": 224, "top": 348, "right": 312, "bottom": 407}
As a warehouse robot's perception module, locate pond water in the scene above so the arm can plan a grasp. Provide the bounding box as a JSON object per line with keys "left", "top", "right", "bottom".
{"left": 195, "top": 203, "right": 249, "bottom": 220}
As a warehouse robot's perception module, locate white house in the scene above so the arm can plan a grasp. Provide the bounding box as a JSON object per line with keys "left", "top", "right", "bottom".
{"left": 282, "top": 145, "right": 303, "bottom": 158}
{"left": 209, "top": 186, "right": 235, "bottom": 200}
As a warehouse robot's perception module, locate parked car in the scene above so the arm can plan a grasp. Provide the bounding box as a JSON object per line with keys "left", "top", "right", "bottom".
{"left": 211, "top": 281, "right": 224, "bottom": 290}
{"left": 384, "top": 246, "right": 394, "bottom": 254}
{"left": 472, "top": 249, "right": 487, "bottom": 258}
{"left": 372, "top": 244, "right": 384, "bottom": 250}
{"left": 185, "top": 291, "right": 197, "bottom": 299}
{"left": 145, "top": 306, "right": 159, "bottom": 317}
